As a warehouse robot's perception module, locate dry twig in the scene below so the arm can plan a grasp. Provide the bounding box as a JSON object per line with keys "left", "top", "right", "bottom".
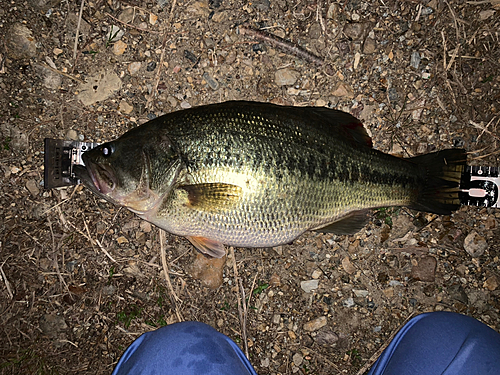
{"left": 159, "top": 229, "right": 183, "bottom": 323}
{"left": 0, "top": 253, "right": 14, "bottom": 300}
{"left": 73, "top": 0, "right": 85, "bottom": 60}
{"left": 239, "top": 25, "right": 325, "bottom": 66}
{"left": 230, "top": 247, "right": 249, "bottom": 359}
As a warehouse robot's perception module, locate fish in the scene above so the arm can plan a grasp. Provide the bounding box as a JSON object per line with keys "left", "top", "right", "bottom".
{"left": 75, "top": 101, "right": 466, "bottom": 258}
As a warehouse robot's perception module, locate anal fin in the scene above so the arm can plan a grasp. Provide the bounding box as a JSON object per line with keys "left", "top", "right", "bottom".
{"left": 313, "top": 209, "right": 371, "bottom": 235}
{"left": 187, "top": 236, "right": 226, "bottom": 258}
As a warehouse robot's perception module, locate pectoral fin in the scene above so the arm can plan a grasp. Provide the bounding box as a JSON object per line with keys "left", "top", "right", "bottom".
{"left": 313, "top": 210, "right": 371, "bottom": 235}
{"left": 187, "top": 236, "right": 226, "bottom": 258}
{"left": 180, "top": 183, "right": 243, "bottom": 211}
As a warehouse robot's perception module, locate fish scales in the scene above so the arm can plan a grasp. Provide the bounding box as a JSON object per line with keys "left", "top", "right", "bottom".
{"left": 76, "top": 101, "right": 465, "bottom": 257}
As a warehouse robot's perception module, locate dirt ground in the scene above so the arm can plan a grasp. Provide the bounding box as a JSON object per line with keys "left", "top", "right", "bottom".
{"left": 1, "top": 0, "right": 500, "bottom": 373}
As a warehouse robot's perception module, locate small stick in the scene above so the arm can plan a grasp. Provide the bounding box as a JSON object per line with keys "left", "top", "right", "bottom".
{"left": 239, "top": 25, "right": 325, "bottom": 66}
{"left": 41, "top": 63, "right": 85, "bottom": 84}
{"left": 159, "top": 229, "right": 183, "bottom": 322}
{"left": 105, "top": 12, "right": 161, "bottom": 34}
{"left": 239, "top": 278, "right": 249, "bottom": 359}
{"left": 73, "top": 0, "right": 85, "bottom": 60}
{"left": 0, "top": 254, "right": 14, "bottom": 300}
{"left": 230, "top": 247, "right": 249, "bottom": 359}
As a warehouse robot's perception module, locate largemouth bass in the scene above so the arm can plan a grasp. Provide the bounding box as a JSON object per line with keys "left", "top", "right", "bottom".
{"left": 75, "top": 101, "right": 466, "bottom": 258}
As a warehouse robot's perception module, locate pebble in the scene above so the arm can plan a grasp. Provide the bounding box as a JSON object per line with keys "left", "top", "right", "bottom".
{"left": 77, "top": 70, "right": 122, "bottom": 106}
{"left": 66, "top": 129, "right": 78, "bottom": 141}
{"left": 303, "top": 316, "right": 327, "bottom": 332}
{"left": 116, "top": 236, "right": 129, "bottom": 244}
{"left": 342, "top": 256, "right": 356, "bottom": 274}
{"left": 26, "top": 179, "right": 40, "bottom": 196}
{"left": 464, "top": 231, "right": 488, "bottom": 257}
{"left": 410, "top": 256, "right": 437, "bottom": 282}
{"left": 119, "top": 8, "right": 135, "bottom": 23}
{"left": 301, "top": 279, "right": 319, "bottom": 293}
{"left": 315, "top": 329, "right": 339, "bottom": 345}
{"left": 483, "top": 276, "right": 499, "bottom": 291}
{"left": 128, "top": 62, "right": 142, "bottom": 75}
{"left": 180, "top": 101, "right": 192, "bottom": 109}
{"left": 410, "top": 51, "right": 421, "bottom": 69}
{"left": 149, "top": 13, "right": 158, "bottom": 25}
{"left": 39, "top": 314, "right": 68, "bottom": 336}
{"left": 332, "top": 82, "right": 354, "bottom": 98}
{"left": 147, "top": 61, "right": 157, "bottom": 72}
{"left": 275, "top": 69, "right": 299, "bottom": 86}
{"left": 270, "top": 273, "right": 281, "bottom": 287}
{"left": 107, "top": 26, "right": 125, "bottom": 43}
{"left": 202, "top": 72, "right": 219, "bottom": 90}
{"left": 6, "top": 23, "right": 37, "bottom": 60}
{"left": 353, "top": 289, "right": 369, "bottom": 298}
{"left": 272, "top": 314, "right": 281, "bottom": 324}
{"left": 118, "top": 101, "right": 134, "bottom": 114}
{"left": 311, "top": 269, "right": 322, "bottom": 279}
{"left": 343, "top": 22, "right": 367, "bottom": 40}
{"left": 343, "top": 297, "right": 355, "bottom": 307}
{"left": 140, "top": 221, "right": 152, "bottom": 233}
{"left": 190, "top": 253, "right": 226, "bottom": 289}
{"left": 363, "top": 38, "right": 376, "bottom": 54}
{"left": 292, "top": 353, "right": 303, "bottom": 366}
{"left": 53, "top": 47, "right": 63, "bottom": 56}
{"left": 113, "top": 40, "right": 128, "bottom": 55}
{"left": 102, "top": 285, "right": 116, "bottom": 295}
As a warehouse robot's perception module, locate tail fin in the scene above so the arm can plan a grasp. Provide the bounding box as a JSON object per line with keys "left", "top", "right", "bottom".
{"left": 408, "top": 149, "right": 466, "bottom": 215}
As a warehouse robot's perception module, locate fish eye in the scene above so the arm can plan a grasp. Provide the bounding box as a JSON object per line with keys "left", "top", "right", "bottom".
{"left": 101, "top": 143, "right": 115, "bottom": 158}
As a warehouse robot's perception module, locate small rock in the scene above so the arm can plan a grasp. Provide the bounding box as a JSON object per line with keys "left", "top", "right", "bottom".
{"left": 448, "top": 284, "right": 469, "bottom": 304}
{"left": 343, "top": 297, "right": 355, "bottom": 307}
{"left": 411, "top": 256, "right": 437, "bottom": 282}
{"left": 301, "top": 279, "right": 319, "bottom": 293}
{"left": 39, "top": 314, "right": 68, "bottom": 336}
{"left": 312, "top": 269, "right": 322, "bottom": 279}
{"left": 26, "top": 179, "right": 40, "bottom": 196}
{"left": 180, "top": 101, "right": 191, "bottom": 109}
{"left": 332, "top": 82, "right": 355, "bottom": 98}
{"left": 202, "top": 72, "right": 219, "bottom": 90}
{"left": 464, "top": 231, "right": 488, "bottom": 257}
{"left": 106, "top": 26, "right": 125, "bottom": 43}
{"left": 119, "top": 8, "right": 135, "bottom": 23}
{"left": 116, "top": 236, "right": 129, "bottom": 244}
{"left": 303, "top": 316, "right": 327, "bottom": 332}
{"left": 5, "top": 23, "right": 37, "bottom": 60}
{"left": 272, "top": 314, "right": 281, "bottom": 324}
{"left": 65, "top": 129, "right": 78, "bottom": 141}
{"left": 288, "top": 330, "right": 297, "bottom": 340}
{"left": 363, "top": 38, "right": 377, "bottom": 54}
{"left": 128, "top": 62, "right": 142, "bottom": 75}
{"left": 37, "top": 65, "right": 62, "bottom": 89}
{"left": 383, "top": 287, "right": 394, "bottom": 298}
{"left": 190, "top": 253, "right": 226, "bottom": 289}
{"left": 484, "top": 275, "right": 499, "bottom": 291}
{"left": 275, "top": 69, "right": 299, "bottom": 86}
{"left": 77, "top": 69, "right": 122, "bottom": 106}
{"left": 147, "top": 61, "right": 157, "bottom": 72}
{"left": 410, "top": 51, "right": 421, "bottom": 69}
{"left": 149, "top": 13, "right": 158, "bottom": 25}
{"left": 315, "top": 329, "right": 339, "bottom": 345}
{"left": 343, "top": 22, "right": 368, "bottom": 40}
{"left": 353, "top": 289, "right": 369, "bottom": 298}
{"left": 479, "top": 9, "right": 496, "bottom": 20}
{"left": 260, "top": 357, "right": 270, "bottom": 368}
{"left": 118, "top": 101, "right": 134, "bottom": 114}
{"left": 270, "top": 273, "right": 281, "bottom": 287}
{"left": 342, "top": 256, "right": 356, "bottom": 274}
{"left": 140, "top": 221, "right": 152, "bottom": 233}
{"left": 112, "top": 40, "right": 128, "bottom": 55}
{"left": 292, "top": 353, "right": 303, "bottom": 366}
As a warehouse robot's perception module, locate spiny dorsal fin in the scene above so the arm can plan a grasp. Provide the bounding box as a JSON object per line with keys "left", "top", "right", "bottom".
{"left": 311, "top": 107, "right": 373, "bottom": 147}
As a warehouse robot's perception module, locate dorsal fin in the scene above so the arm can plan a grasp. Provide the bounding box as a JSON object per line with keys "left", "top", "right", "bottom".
{"left": 311, "top": 107, "right": 373, "bottom": 147}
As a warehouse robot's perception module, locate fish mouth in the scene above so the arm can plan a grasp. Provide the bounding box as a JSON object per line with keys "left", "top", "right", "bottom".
{"left": 85, "top": 160, "right": 116, "bottom": 194}
{"left": 74, "top": 160, "right": 116, "bottom": 195}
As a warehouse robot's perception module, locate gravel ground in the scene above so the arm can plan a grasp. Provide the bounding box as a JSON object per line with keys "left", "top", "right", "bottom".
{"left": 1, "top": 0, "right": 499, "bottom": 374}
